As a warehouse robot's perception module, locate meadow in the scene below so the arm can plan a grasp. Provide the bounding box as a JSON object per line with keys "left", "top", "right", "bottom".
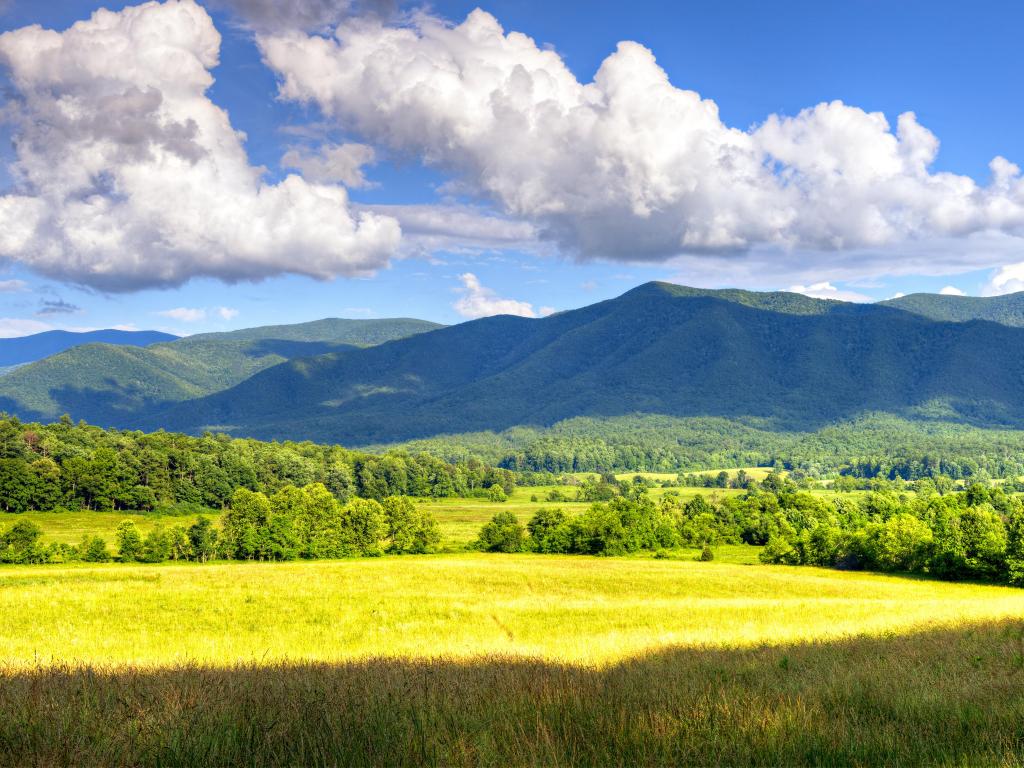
{"left": 3, "top": 554, "right": 1024, "bottom": 765}
{"left": 0, "top": 482, "right": 751, "bottom": 549}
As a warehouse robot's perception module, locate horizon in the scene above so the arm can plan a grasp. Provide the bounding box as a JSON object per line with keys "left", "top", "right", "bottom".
{"left": 0, "top": 279, "right": 1016, "bottom": 339}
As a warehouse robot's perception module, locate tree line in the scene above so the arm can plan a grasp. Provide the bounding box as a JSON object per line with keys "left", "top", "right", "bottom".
{"left": 0, "top": 415, "right": 515, "bottom": 514}
{"left": 0, "top": 484, "right": 440, "bottom": 565}
{"left": 475, "top": 475, "right": 1024, "bottom": 586}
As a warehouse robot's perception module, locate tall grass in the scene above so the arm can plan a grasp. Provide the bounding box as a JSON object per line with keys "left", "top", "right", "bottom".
{"left": 4, "top": 555, "right": 1024, "bottom": 765}
{"left": 3, "top": 621, "right": 1024, "bottom": 766}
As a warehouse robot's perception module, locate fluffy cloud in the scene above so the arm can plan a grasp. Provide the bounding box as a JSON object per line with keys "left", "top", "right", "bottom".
{"left": 0, "top": 0, "right": 401, "bottom": 291}
{"left": 453, "top": 273, "right": 537, "bottom": 319}
{"left": 939, "top": 285, "right": 966, "bottom": 296}
{"left": 0, "top": 279, "right": 27, "bottom": 292}
{"left": 787, "top": 282, "right": 871, "bottom": 303}
{"left": 217, "top": 306, "right": 239, "bottom": 320}
{"left": 259, "top": 9, "right": 1024, "bottom": 269}
{"left": 984, "top": 264, "right": 1024, "bottom": 295}
{"left": 281, "top": 142, "right": 376, "bottom": 187}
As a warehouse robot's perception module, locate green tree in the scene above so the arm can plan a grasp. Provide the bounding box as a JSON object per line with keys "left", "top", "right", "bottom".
{"left": 343, "top": 498, "right": 387, "bottom": 557}
{"left": 115, "top": 520, "right": 144, "bottom": 562}
{"left": 476, "top": 511, "right": 527, "bottom": 553}
{"left": 142, "top": 524, "right": 171, "bottom": 563}
{"left": 0, "top": 519, "right": 45, "bottom": 563}
{"left": 188, "top": 516, "right": 218, "bottom": 563}
{"left": 80, "top": 535, "right": 111, "bottom": 563}
{"left": 382, "top": 496, "right": 440, "bottom": 554}
{"left": 867, "top": 514, "right": 933, "bottom": 572}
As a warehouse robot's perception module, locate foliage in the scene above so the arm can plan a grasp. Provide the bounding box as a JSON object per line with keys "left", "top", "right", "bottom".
{"left": 0, "top": 415, "right": 515, "bottom": 514}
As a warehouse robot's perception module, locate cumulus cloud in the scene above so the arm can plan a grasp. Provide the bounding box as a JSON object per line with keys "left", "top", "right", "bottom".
{"left": 453, "top": 273, "right": 536, "bottom": 318}
{"left": 0, "top": 0, "right": 401, "bottom": 291}
{"left": 939, "top": 285, "right": 966, "bottom": 296}
{"left": 217, "top": 306, "right": 239, "bottom": 320}
{"left": 281, "top": 142, "right": 376, "bottom": 187}
{"left": 984, "top": 264, "right": 1024, "bottom": 295}
{"left": 788, "top": 281, "right": 872, "bottom": 302}
{"left": 158, "top": 307, "right": 207, "bottom": 322}
{"left": 259, "top": 8, "right": 1024, "bottom": 272}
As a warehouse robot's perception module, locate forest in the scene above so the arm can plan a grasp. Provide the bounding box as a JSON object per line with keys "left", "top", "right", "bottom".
{"left": 0, "top": 415, "right": 515, "bottom": 514}
{"left": 475, "top": 473, "right": 1024, "bottom": 586}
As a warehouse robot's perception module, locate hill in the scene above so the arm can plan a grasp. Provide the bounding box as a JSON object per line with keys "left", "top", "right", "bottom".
{"left": 881, "top": 291, "right": 1024, "bottom": 326}
{"left": 146, "top": 282, "right": 1024, "bottom": 443}
{"left": 0, "top": 329, "right": 176, "bottom": 368}
{"left": 0, "top": 318, "right": 441, "bottom": 423}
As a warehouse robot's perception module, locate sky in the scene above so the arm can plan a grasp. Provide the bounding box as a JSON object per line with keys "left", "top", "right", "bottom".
{"left": 0, "top": 0, "right": 1022, "bottom": 336}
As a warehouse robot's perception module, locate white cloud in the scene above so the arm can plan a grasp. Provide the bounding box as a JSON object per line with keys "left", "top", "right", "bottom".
{"left": 453, "top": 273, "right": 536, "bottom": 318}
{"left": 539, "top": 306, "right": 556, "bottom": 316}
{"left": 0, "top": 0, "right": 401, "bottom": 291}
{"left": 259, "top": 8, "right": 1024, "bottom": 274}
{"left": 217, "top": 306, "right": 239, "bottom": 320}
{"left": 787, "top": 281, "right": 872, "bottom": 302}
{"left": 0, "top": 318, "right": 52, "bottom": 338}
{"left": 281, "top": 142, "right": 376, "bottom": 187}
{"left": 157, "top": 307, "right": 206, "bottom": 322}
{"left": 359, "top": 203, "right": 539, "bottom": 256}
{"left": 0, "top": 279, "right": 27, "bottom": 292}
{"left": 984, "top": 263, "right": 1024, "bottom": 295}
{"left": 889, "top": 292, "right": 906, "bottom": 300}
{"left": 939, "top": 285, "right": 966, "bottom": 296}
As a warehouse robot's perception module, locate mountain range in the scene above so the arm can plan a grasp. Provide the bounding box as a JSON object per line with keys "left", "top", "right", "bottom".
{"left": 0, "top": 318, "right": 440, "bottom": 424}
{"left": 0, "top": 329, "right": 176, "bottom": 369}
{"left": 3, "top": 283, "right": 1024, "bottom": 444}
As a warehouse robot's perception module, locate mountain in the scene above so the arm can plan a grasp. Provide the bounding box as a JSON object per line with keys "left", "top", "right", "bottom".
{"left": 0, "top": 329, "right": 176, "bottom": 368}
{"left": 0, "top": 318, "right": 441, "bottom": 423}
{"left": 144, "top": 282, "right": 1024, "bottom": 444}
{"left": 881, "top": 291, "right": 1024, "bottom": 327}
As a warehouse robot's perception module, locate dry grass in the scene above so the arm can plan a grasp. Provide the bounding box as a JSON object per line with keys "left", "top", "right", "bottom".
{"left": 3, "top": 621, "right": 1024, "bottom": 766}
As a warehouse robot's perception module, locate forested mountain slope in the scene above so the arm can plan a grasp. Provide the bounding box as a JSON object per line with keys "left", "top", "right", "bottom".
{"left": 147, "top": 282, "right": 1024, "bottom": 443}
{"left": 882, "top": 291, "right": 1024, "bottom": 327}
{"left": 0, "top": 318, "right": 441, "bottom": 424}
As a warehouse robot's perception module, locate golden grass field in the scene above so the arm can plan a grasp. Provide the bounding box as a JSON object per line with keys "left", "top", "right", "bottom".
{"left": 2, "top": 554, "right": 1024, "bottom": 668}
{"left": 2, "top": 554, "right": 1024, "bottom": 765}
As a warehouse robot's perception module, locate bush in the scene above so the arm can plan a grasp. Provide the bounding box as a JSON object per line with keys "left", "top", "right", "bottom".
{"left": 699, "top": 545, "right": 714, "bottom": 562}
{"left": 476, "top": 511, "right": 526, "bottom": 553}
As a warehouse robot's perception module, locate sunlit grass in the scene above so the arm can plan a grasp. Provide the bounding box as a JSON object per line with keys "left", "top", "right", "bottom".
{"left": 2, "top": 554, "right": 1023, "bottom": 669}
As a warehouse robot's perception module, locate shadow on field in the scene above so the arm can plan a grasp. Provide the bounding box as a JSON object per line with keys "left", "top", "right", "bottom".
{"left": 3, "top": 620, "right": 1024, "bottom": 767}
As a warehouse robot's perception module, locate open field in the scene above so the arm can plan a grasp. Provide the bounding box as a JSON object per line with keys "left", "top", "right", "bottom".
{"left": 2, "top": 555, "right": 1024, "bottom": 765}
{"left": 2, "top": 485, "right": 761, "bottom": 549}
{"left": 3, "top": 554, "right": 1023, "bottom": 667}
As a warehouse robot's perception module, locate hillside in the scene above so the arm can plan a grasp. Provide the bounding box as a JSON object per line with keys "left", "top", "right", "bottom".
{"left": 881, "top": 291, "right": 1024, "bottom": 326}
{"left": 0, "top": 329, "right": 176, "bottom": 367}
{"left": 0, "top": 318, "right": 441, "bottom": 423}
{"left": 145, "top": 282, "right": 1024, "bottom": 443}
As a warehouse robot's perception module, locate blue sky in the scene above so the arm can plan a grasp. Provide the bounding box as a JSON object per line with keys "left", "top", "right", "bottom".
{"left": 0, "top": 0, "right": 1022, "bottom": 336}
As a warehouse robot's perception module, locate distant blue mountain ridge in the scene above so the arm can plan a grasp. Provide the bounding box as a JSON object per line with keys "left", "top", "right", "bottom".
{"left": 0, "top": 329, "right": 178, "bottom": 368}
